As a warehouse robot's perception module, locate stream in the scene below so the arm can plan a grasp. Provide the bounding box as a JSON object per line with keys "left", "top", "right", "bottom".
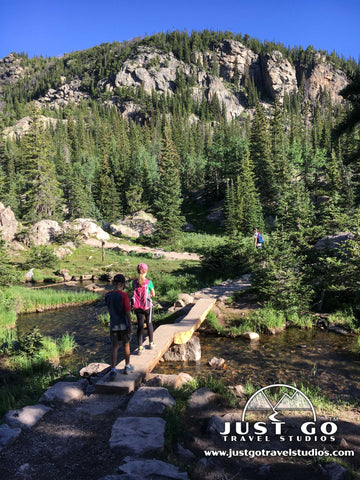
{"left": 17, "top": 300, "right": 360, "bottom": 400}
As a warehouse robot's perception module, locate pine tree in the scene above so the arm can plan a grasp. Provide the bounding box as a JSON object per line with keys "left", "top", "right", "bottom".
{"left": 249, "top": 101, "right": 277, "bottom": 210}
{"left": 153, "top": 128, "right": 184, "bottom": 242}
{"left": 271, "top": 97, "right": 290, "bottom": 186}
{"left": 235, "top": 151, "right": 264, "bottom": 234}
{"left": 21, "top": 106, "right": 62, "bottom": 220}
{"left": 95, "top": 157, "right": 121, "bottom": 221}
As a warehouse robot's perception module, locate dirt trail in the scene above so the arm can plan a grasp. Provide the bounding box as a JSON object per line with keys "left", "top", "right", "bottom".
{"left": 84, "top": 238, "right": 200, "bottom": 261}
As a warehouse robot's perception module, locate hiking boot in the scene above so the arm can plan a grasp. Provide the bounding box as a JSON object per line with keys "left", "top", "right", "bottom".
{"left": 123, "top": 364, "right": 135, "bottom": 375}
{"left": 149, "top": 342, "right": 156, "bottom": 350}
{"left": 137, "top": 346, "right": 144, "bottom": 355}
{"left": 109, "top": 370, "right": 117, "bottom": 380}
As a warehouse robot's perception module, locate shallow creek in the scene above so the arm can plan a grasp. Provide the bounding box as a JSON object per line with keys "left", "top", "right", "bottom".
{"left": 17, "top": 299, "right": 360, "bottom": 400}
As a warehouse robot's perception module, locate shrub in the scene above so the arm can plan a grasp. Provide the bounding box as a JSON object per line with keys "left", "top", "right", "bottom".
{"left": 26, "top": 245, "right": 59, "bottom": 269}
{"left": 201, "top": 236, "right": 255, "bottom": 278}
{"left": 251, "top": 232, "right": 314, "bottom": 313}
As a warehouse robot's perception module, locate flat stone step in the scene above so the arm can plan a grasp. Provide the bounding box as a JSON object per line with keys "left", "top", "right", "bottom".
{"left": 95, "top": 275, "right": 250, "bottom": 395}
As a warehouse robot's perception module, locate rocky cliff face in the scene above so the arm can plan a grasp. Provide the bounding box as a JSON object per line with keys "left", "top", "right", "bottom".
{"left": 103, "top": 47, "right": 245, "bottom": 122}
{"left": 260, "top": 50, "right": 298, "bottom": 100}
{"left": 0, "top": 40, "right": 349, "bottom": 125}
{"left": 304, "top": 61, "right": 348, "bottom": 105}
{"left": 0, "top": 53, "right": 26, "bottom": 85}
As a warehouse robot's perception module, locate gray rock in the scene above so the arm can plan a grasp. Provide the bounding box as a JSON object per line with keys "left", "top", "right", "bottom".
{"left": 314, "top": 232, "right": 354, "bottom": 251}
{"left": 110, "top": 417, "right": 166, "bottom": 454}
{"left": 242, "top": 331, "right": 260, "bottom": 341}
{"left": 207, "top": 413, "right": 243, "bottom": 434}
{"left": 177, "top": 443, "right": 196, "bottom": 460}
{"left": 145, "top": 373, "right": 194, "bottom": 390}
{"left": 125, "top": 387, "right": 175, "bottom": 416}
{"left": 39, "top": 380, "right": 87, "bottom": 405}
{"left": 118, "top": 458, "right": 189, "bottom": 479}
{"left": 79, "top": 362, "right": 111, "bottom": 377}
{"left": 163, "top": 336, "right": 201, "bottom": 362}
{"left": 193, "top": 458, "right": 228, "bottom": 480}
{"left": 188, "top": 388, "right": 221, "bottom": 410}
{"left": 207, "top": 357, "right": 225, "bottom": 368}
{"left": 24, "top": 219, "right": 63, "bottom": 246}
{"left": 0, "top": 423, "right": 21, "bottom": 450}
{"left": 318, "top": 462, "right": 347, "bottom": 480}
{"left": 178, "top": 293, "right": 194, "bottom": 305}
{"left": 0, "top": 202, "right": 19, "bottom": 241}
{"left": 327, "top": 324, "right": 350, "bottom": 335}
{"left": 4, "top": 404, "right": 52, "bottom": 428}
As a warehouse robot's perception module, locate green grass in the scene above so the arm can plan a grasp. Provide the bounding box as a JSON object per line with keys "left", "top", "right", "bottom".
{"left": 7, "top": 286, "right": 99, "bottom": 313}
{"left": 0, "top": 329, "right": 77, "bottom": 418}
{"left": 98, "top": 312, "right": 110, "bottom": 326}
{"left": 328, "top": 310, "right": 360, "bottom": 333}
{"left": 207, "top": 306, "right": 287, "bottom": 337}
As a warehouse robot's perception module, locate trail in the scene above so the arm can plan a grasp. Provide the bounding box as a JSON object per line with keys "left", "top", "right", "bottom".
{"left": 84, "top": 237, "right": 201, "bottom": 261}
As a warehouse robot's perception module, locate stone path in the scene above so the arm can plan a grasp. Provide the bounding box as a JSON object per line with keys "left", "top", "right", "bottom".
{"left": 95, "top": 274, "right": 251, "bottom": 395}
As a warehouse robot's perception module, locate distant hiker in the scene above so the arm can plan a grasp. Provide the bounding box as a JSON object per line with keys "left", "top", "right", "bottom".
{"left": 253, "top": 228, "right": 264, "bottom": 249}
{"left": 132, "top": 263, "right": 156, "bottom": 354}
{"left": 105, "top": 274, "right": 134, "bottom": 378}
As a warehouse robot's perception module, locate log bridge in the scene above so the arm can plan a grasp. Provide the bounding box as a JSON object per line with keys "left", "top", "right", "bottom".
{"left": 95, "top": 275, "right": 251, "bottom": 394}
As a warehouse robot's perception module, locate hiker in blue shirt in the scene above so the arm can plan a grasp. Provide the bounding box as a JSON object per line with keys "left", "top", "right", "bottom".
{"left": 253, "top": 228, "right": 264, "bottom": 249}
{"left": 132, "top": 263, "right": 156, "bottom": 354}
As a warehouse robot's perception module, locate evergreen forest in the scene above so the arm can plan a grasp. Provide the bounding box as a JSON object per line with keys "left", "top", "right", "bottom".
{"left": 1, "top": 29, "right": 360, "bottom": 316}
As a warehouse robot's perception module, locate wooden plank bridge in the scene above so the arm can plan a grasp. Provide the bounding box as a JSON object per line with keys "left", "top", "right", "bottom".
{"left": 95, "top": 275, "right": 251, "bottom": 395}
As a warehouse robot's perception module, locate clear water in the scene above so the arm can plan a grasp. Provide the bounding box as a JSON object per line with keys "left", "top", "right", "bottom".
{"left": 17, "top": 302, "right": 360, "bottom": 399}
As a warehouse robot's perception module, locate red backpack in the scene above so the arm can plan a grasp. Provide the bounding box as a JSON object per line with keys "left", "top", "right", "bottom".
{"left": 132, "top": 278, "right": 152, "bottom": 310}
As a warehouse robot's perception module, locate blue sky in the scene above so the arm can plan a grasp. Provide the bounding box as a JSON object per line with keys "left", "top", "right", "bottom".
{"left": 0, "top": 0, "right": 359, "bottom": 60}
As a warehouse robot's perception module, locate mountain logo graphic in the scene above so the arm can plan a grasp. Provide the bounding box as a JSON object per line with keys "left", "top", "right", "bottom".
{"left": 242, "top": 384, "right": 316, "bottom": 422}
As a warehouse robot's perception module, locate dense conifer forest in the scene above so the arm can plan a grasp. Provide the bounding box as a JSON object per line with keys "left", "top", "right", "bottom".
{"left": 0, "top": 29, "right": 360, "bottom": 314}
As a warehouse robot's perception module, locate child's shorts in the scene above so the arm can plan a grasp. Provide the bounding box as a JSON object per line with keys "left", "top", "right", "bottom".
{"left": 110, "top": 330, "right": 131, "bottom": 344}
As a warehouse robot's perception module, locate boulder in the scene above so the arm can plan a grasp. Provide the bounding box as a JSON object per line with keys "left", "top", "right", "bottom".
{"left": 110, "top": 417, "right": 166, "bottom": 454}
{"left": 0, "top": 203, "right": 19, "bottom": 241}
{"left": 105, "top": 210, "right": 157, "bottom": 239}
{"left": 0, "top": 423, "right": 21, "bottom": 451}
{"left": 318, "top": 462, "right": 347, "bottom": 480}
{"left": 118, "top": 459, "right": 189, "bottom": 480}
{"left": 145, "top": 372, "right": 194, "bottom": 389}
{"left": 178, "top": 293, "right": 194, "bottom": 305}
{"left": 207, "top": 357, "right": 225, "bottom": 368}
{"left": 124, "top": 387, "right": 176, "bottom": 416}
{"left": 4, "top": 404, "right": 52, "bottom": 429}
{"left": 207, "top": 413, "right": 243, "bottom": 434}
{"left": 25, "top": 220, "right": 63, "bottom": 246}
{"left": 327, "top": 324, "right": 350, "bottom": 335}
{"left": 68, "top": 218, "right": 110, "bottom": 241}
{"left": 163, "top": 336, "right": 201, "bottom": 362}
{"left": 242, "top": 331, "right": 260, "bottom": 341}
{"left": 314, "top": 232, "right": 354, "bottom": 251}
{"left": 177, "top": 443, "right": 196, "bottom": 460}
{"left": 188, "top": 388, "right": 222, "bottom": 410}
{"left": 39, "top": 380, "right": 87, "bottom": 405}
{"left": 79, "top": 363, "right": 111, "bottom": 378}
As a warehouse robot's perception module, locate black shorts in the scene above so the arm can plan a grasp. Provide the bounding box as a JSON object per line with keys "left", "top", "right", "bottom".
{"left": 110, "top": 330, "right": 131, "bottom": 344}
